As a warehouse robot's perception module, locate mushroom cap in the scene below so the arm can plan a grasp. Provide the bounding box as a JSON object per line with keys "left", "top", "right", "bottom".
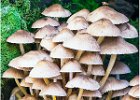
{"left": 32, "top": 79, "right": 46, "bottom": 90}
{"left": 101, "top": 77, "right": 129, "bottom": 93}
{"left": 87, "top": 6, "right": 129, "bottom": 24}
{"left": 130, "top": 75, "right": 139, "bottom": 86}
{"left": 9, "top": 50, "right": 53, "bottom": 68}
{"left": 20, "top": 79, "right": 32, "bottom": 88}
{"left": 66, "top": 75, "right": 100, "bottom": 91}
{"left": 31, "top": 17, "right": 60, "bottom": 28}
{"left": 35, "top": 25, "right": 58, "bottom": 39}
{"left": 91, "top": 65, "right": 105, "bottom": 76}
{"left": 87, "top": 19, "right": 121, "bottom": 37}
{"left": 67, "top": 16, "right": 89, "bottom": 30}
{"left": 60, "top": 60, "right": 82, "bottom": 73}
{"left": 41, "top": 4, "right": 71, "bottom": 18}
{"left": 79, "top": 52, "right": 103, "bottom": 65}
{"left": 51, "top": 75, "right": 62, "bottom": 80}
{"left": 7, "top": 30, "right": 35, "bottom": 44}
{"left": 21, "top": 95, "right": 37, "bottom": 100}
{"left": 100, "top": 37, "right": 138, "bottom": 55}
{"left": 2, "top": 68, "right": 25, "bottom": 79}
{"left": 122, "top": 95, "right": 136, "bottom": 100}
{"left": 52, "top": 28, "right": 74, "bottom": 42}
{"left": 39, "top": 82, "right": 67, "bottom": 96}
{"left": 118, "top": 23, "right": 138, "bottom": 39}
{"left": 40, "top": 37, "right": 57, "bottom": 51}
{"left": 29, "top": 60, "right": 60, "bottom": 78}
{"left": 67, "top": 9, "right": 90, "bottom": 23}
{"left": 77, "top": 29, "right": 88, "bottom": 34}
{"left": 63, "top": 33, "right": 100, "bottom": 52}
{"left": 50, "top": 44, "right": 74, "bottom": 59}
{"left": 58, "top": 23, "right": 68, "bottom": 31}
{"left": 128, "top": 86, "right": 139, "bottom": 98}
{"left": 110, "top": 61, "right": 131, "bottom": 75}
{"left": 112, "top": 87, "right": 131, "bottom": 98}
{"left": 25, "top": 76, "right": 35, "bottom": 84}
{"left": 82, "top": 90, "right": 102, "bottom": 98}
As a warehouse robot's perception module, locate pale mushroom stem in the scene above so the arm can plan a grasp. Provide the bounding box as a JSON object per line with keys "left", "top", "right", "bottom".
{"left": 69, "top": 72, "right": 73, "bottom": 80}
{"left": 76, "top": 50, "right": 84, "bottom": 60}
{"left": 97, "top": 37, "right": 105, "bottom": 44}
{"left": 94, "top": 75, "right": 97, "bottom": 80}
{"left": 106, "top": 91, "right": 113, "bottom": 100}
{"left": 89, "top": 97, "right": 92, "bottom": 100}
{"left": 43, "top": 96, "right": 47, "bottom": 100}
{"left": 19, "top": 44, "right": 25, "bottom": 54}
{"left": 61, "top": 59, "right": 66, "bottom": 89}
{"left": 38, "top": 45, "right": 41, "bottom": 50}
{"left": 67, "top": 72, "right": 73, "bottom": 96}
{"left": 87, "top": 65, "right": 92, "bottom": 75}
{"left": 29, "top": 87, "right": 34, "bottom": 96}
{"left": 14, "top": 78, "right": 27, "bottom": 95}
{"left": 77, "top": 88, "right": 84, "bottom": 100}
{"left": 116, "top": 74, "right": 120, "bottom": 79}
{"left": 35, "top": 90, "right": 39, "bottom": 97}
{"left": 15, "top": 93, "right": 22, "bottom": 99}
{"left": 100, "top": 54, "right": 117, "bottom": 87}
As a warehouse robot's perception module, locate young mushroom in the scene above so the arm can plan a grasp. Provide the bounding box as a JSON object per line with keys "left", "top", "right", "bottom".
{"left": 128, "top": 86, "right": 139, "bottom": 99}
{"left": 129, "top": 75, "right": 139, "bottom": 86}
{"left": 6, "top": 30, "right": 35, "bottom": 54}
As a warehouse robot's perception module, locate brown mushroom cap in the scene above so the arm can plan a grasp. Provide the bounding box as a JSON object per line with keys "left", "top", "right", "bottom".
{"left": 128, "top": 85, "right": 139, "bottom": 98}
{"left": 32, "top": 79, "right": 46, "bottom": 90}
{"left": 110, "top": 61, "right": 131, "bottom": 75}
{"left": 100, "top": 37, "right": 138, "bottom": 55}
{"left": 112, "top": 87, "right": 130, "bottom": 98}
{"left": 7, "top": 30, "right": 35, "bottom": 44}
{"left": 67, "top": 16, "right": 89, "bottom": 30}
{"left": 21, "top": 95, "right": 37, "bottom": 100}
{"left": 63, "top": 33, "right": 100, "bottom": 52}
{"left": 67, "top": 9, "right": 90, "bottom": 23}
{"left": 60, "top": 60, "right": 82, "bottom": 73}
{"left": 29, "top": 60, "right": 60, "bottom": 78}
{"left": 52, "top": 28, "right": 74, "bottom": 42}
{"left": 87, "top": 19, "right": 121, "bottom": 37}
{"left": 91, "top": 65, "right": 105, "bottom": 76}
{"left": 42, "top": 4, "right": 71, "bottom": 18}
{"left": 31, "top": 17, "right": 60, "bottom": 28}
{"left": 66, "top": 74, "right": 100, "bottom": 91}
{"left": 87, "top": 6, "right": 129, "bottom": 24}
{"left": 50, "top": 44, "right": 74, "bottom": 59}
{"left": 118, "top": 23, "right": 138, "bottom": 39}
{"left": 82, "top": 90, "right": 102, "bottom": 98}
{"left": 20, "top": 79, "right": 32, "bottom": 88}
{"left": 101, "top": 77, "right": 129, "bottom": 93}
{"left": 79, "top": 52, "right": 103, "bottom": 65}
{"left": 40, "top": 37, "right": 57, "bottom": 51}
{"left": 39, "top": 82, "right": 67, "bottom": 96}
{"left": 35, "top": 25, "right": 58, "bottom": 39}
{"left": 2, "top": 68, "right": 25, "bottom": 79}
{"left": 122, "top": 95, "right": 136, "bottom": 100}
{"left": 130, "top": 75, "right": 139, "bottom": 86}
{"left": 9, "top": 50, "right": 53, "bottom": 68}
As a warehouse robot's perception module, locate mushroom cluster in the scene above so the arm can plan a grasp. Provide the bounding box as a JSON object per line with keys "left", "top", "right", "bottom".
{"left": 3, "top": 3, "right": 139, "bottom": 100}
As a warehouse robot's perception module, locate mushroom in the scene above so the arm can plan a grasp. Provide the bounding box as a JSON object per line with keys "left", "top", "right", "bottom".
{"left": 67, "top": 9, "right": 90, "bottom": 23}
{"left": 122, "top": 95, "right": 136, "bottom": 100}
{"left": 66, "top": 74, "right": 100, "bottom": 100}
{"left": 50, "top": 44, "right": 74, "bottom": 88}
{"left": 40, "top": 37, "right": 57, "bottom": 51}
{"left": 130, "top": 75, "right": 139, "bottom": 86}
{"left": 99, "top": 37, "right": 138, "bottom": 87}
{"left": 68, "top": 94, "right": 84, "bottom": 100}
{"left": 117, "top": 23, "right": 138, "bottom": 39}
{"left": 63, "top": 33, "right": 100, "bottom": 60}
{"left": 6, "top": 30, "right": 35, "bottom": 54}
{"left": 20, "top": 95, "right": 37, "bottom": 100}
{"left": 57, "top": 23, "right": 68, "bottom": 31}
{"left": 79, "top": 52, "right": 103, "bottom": 75}
{"left": 39, "top": 82, "right": 67, "bottom": 100}
{"left": 101, "top": 77, "right": 129, "bottom": 100}
{"left": 82, "top": 90, "right": 102, "bottom": 99}
{"left": 87, "top": 6, "right": 129, "bottom": 24}
{"left": 52, "top": 28, "right": 74, "bottom": 43}
{"left": 31, "top": 17, "right": 60, "bottom": 28}
{"left": 67, "top": 16, "right": 89, "bottom": 31}
{"left": 2, "top": 68, "right": 27, "bottom": 95}
{"left": 128, "top": 86, "right": 139, "bottom": 98}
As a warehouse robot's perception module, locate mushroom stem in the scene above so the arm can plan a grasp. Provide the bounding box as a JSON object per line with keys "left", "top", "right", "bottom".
{"left": 67, "top": 72, "right": 73, "bottom": 96}
{"left": 14, "top": 78, "right": 27, "bottom": 95}
{"left": 43, "top": 96, "right": 47, "bottom": 100}
{"left": 15, "top": 93, "right": 22, "bottom": 99}
{"left": 97, "top": 37, "right": 105, "bottom": 44}
{"left": 116, "top": 74, "right": 120, "bottom": 79}
{"left": 77, "top": 88, "right": 84, "bottom": 100}
{"left": 29, "top": 87, "right": 34, "bottom": 96}
{"left": 106, "top": 91, "right": 113, "bottom": 100}
{"left": 43, "top": 78, "right": 50, "bottom": 85}
{"left": 89, "top": 97, "right": 92, "bottom": 100}
{"left": 61, "top": 59, "right": 66, "bottom": 89}
{"left": 53, "top": 79, "right": 57, "bottom": 82}
{"left": 100, "top": 54, "right": 117, "bottom": 87}
{"left": 38, "top": 45, "right": 41, "bottom": 50}
{"left": 94, "top": 75, "right": 97, "bottom": 80}
{"left": 87, "top": 65, "right": 92, "bottom": 75}
{"left": 76, "top": 50, "right": 84, "bottom": 60}
{"left": 35, "top": 90, "right": 39, "bottom": 97}
{"left": 19, "top": 44, "right": 25, "bottom": 54}
{"left": 52, "top": 96, "right": 57, "bottom": 100}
